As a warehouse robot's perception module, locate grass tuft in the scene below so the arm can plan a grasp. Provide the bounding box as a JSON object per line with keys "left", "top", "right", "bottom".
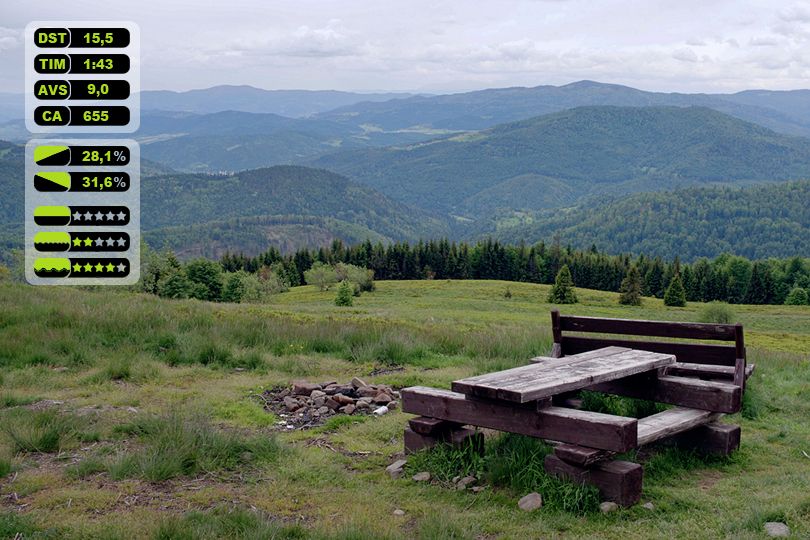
{"left": 105, "top": 413, "right": 282, "bottom": 482}
{"left": 154, "top": 507, "right": 306, "bottom": 540}
{"left": 1, "top": 409, "right": 92, "bottom": 454}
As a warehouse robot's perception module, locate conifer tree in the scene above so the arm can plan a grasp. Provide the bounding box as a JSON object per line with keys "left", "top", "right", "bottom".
{"left": 664, "top": 273, "right": 687, "bottom": 307}
{"left": 335, "top": 280, "right": 354, "bottom": 307}
{"left": 618, "top": 265, "right": 642, "bottom": 306}
{"left": 548, "top": 265, "right": 578, "bottom": 304}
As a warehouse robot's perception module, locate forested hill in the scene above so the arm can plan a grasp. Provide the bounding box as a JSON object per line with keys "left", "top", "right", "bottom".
{"left": 140, "top": 166, "right": 449, "bottom": 243}
{"left": 311, "top": 106, "right": 810, "bottom": 215}
{"left": 488, "top": 181, "right": 810, "bottom": 260}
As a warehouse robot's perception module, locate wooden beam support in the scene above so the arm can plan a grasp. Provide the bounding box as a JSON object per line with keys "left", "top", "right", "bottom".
{"left": 551, "top": 309, "right": 563, "bottom": 358}
{"left": 665, "top": 362, "right": 755, "bottom": 381}
{"left": 553, "top": 444, "right": 612, "bottom": 467}
{"left": 401, "top": 386, "right": 638, "bottom": 452}
{"left": 408, "top": 416, "right": 461, "bottom": 435}
{"left": 403, "top": 427, "right": 484, "bottom": 454}
{"left": 544, "top": 454, "right": 643, "bottom": 506}
{"left": 588, "top": 373, "right": 742, "bottom": 413}
{"left": 675, "top": 423, "right": 741, "bottom": 456}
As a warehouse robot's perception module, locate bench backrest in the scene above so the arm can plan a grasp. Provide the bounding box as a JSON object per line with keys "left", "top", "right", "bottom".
{"left": 550, "top": 310, "right": 746, "bottom": 385}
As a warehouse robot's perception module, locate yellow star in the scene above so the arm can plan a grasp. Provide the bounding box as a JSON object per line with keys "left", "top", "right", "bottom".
{"left": 95, "top": 263, "right": 103, "bottom": 272}
{"left": 84, "top": 237, "right": 93, "bottom": 247}
{"left": 84, "top": 263, "right": 92, "bottom": 272}
{"left": 72, "top": 263, "right": 82, "bottom": 272}
{"left": 105, "top": 263, "right": 114, "bottom": 272}
{"left": 72, "top": 237, "right": 82, "bottom": 247}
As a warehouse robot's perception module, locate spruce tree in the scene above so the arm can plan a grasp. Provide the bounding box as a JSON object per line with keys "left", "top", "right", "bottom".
{"left": 784, "top": 287, "right": 809, "bottom": 306}
{"left": 618, "top": 265, "right": 642, "bottom": 306}
{"left": 547, "top": 265, "right": 578, "bottom": 304}
{"left": 335, "top": 280, "right": 354, "bottom": 307}
{"left": 664, "top": 273, "right": 687, "bottom": 307}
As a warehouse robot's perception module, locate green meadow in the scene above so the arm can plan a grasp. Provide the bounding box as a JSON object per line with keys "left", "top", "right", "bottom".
{"left": 0, "top": 280, "right": 809, "bottom": 539}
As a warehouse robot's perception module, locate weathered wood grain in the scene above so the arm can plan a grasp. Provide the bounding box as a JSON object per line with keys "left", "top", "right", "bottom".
{"left": 553, "top": 444, "right": 612, "bottom": 467}
{"left": 452, "top": 348, "right": 674, "bottom": 403}
{"left": 561, "top": 336, "right": 740, "bottom": 366}
{"left": 408, "top": 416, "right": 461, "bottom": 435}
{"left": 589, "top": 373, "right": 742, "bottom": 413}
{"left": 401, "top": 386, "right": 638, "bottom": 452}
{"left": 403, "top": 427, "right": 484, "bottom": 454}
{"left": 559, "top": 315, "right": 738, "bottom": 341}
{"left": 665, "top": 362, "right": 755, "bottom": 380}
{"left": 636, "top": 407, "right": 720, "bottom": 446}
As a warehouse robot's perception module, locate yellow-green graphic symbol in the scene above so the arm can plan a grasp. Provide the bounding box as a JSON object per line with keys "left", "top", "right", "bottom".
{"left": 34, "top": 232, "right": 70, "bottom": 252}
{"left": 34, "top": 171, "right": 71, "bottom": 192}
{"left": 34, "top": 145, "right": 70, "bottom": 166}
{"left": 33, "top": 206, "right": 71, "bottom": 226}
{"left": 34, "top": 258, "right": 71, "bottom": 278}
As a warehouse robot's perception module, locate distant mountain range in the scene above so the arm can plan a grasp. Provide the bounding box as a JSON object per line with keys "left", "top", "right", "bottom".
{"left": 312, "top": 105, "right": 810, "bottom": 215}
{"left": 3, "top": 80, "right": 810, "bottom": 261}
{"left": 486, "top": 181, "right": 810, "bottom": 260}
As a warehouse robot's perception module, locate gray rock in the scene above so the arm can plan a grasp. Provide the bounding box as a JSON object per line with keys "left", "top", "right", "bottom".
{"left": 387, "top": 401, "right": 398, "bottom": 410}
{"left": 358, "top": 386, "right": 379, "bottom": 397}
{"left": 351, "top": 377, "right": 368, "bottom": 388}
{"left": 313, "top": 396, "right": 326, "bottom": 407}
{"left": 283, "top": 396, "right": 300, "bottom": 411}
{"left": 599, "top": 501, "right": 619, "bottom": 513}
{"left": 373, "top": 392, "right": 393, "bottom": 404}
{"left": 343, "top": 404, "right": 356, "bottom": 415}
{"left": 333, "top": 394, "right": 355, "bottom": 406}
{"left": 764, "top": 522, "right": 790, "bottom": 537}
{"left": 355, "top": 400, "right": 371, "bottom": 410}
{"left": 292, "top": 382, "right": 321, "bottom": 396}
{"left": 518, "top": 492, "right": 543, "bottom": 511}
{"left": 393, "top": 509, "right": 405, "bottom": 516}
{"left": 386, "top": 459, "right": 407, "bottom": 478}
{"left": 471, "top": 486, "right": 486, "bottom": 493}
{"left": 325, "top": 397, "right": 341, "bottom": 411}
{"left": 310, "top": 390, "right": 326, "bottom": 399}
{"left": 641, "top": 502, "right": 654, "bottom": 511}
{"left": 317, "top": 406, "right": 329, "bottom": 415}
{"left": 412, "top": 471, "right": 431, "bottom": 482}
{"left": 451, "top": 476, "right": 461, "bottom": 484}
{"left": 456, "top": 476, "right": 476, "bottom": 490}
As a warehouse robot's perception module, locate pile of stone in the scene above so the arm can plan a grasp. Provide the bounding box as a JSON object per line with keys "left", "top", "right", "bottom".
{"left": 262, "top": 377, "right": 400, "bottom": 429}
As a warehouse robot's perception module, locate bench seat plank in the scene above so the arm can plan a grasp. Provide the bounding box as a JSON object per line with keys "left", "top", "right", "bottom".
{"left": 636, "top": 407, "right": 720, "bottom": 446}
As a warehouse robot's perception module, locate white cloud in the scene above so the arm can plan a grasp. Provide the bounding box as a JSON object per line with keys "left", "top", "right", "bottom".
{"left": 672, "top": 48, "right": 699, "bottom": 63}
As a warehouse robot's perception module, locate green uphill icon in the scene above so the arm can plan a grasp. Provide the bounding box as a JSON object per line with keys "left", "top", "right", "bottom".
{"left": 34, "top": 232, "right": 71, "bottom": 252}
{"left": 34, "top": 171, "right": 71, "bottom": 191}
{"left": 34, "top": 258, "right": 71, "bottom": 278}
{"left": 33, "top": 206, "right": 71, "bottom": 226}
{"left": 33, "top": 145, "right": 70, "bottom": 166}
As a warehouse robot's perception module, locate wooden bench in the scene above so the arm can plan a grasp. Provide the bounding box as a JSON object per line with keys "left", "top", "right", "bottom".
{"left": 399, "top": 313, "right": 753, "bottom": 506}
{"left": 547, "top": 310, "right": 753, "bottom": 387}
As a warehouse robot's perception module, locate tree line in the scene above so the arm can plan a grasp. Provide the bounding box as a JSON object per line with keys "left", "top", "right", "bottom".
{"left": 218, "top": 238, "right": 810, "bottom": 306}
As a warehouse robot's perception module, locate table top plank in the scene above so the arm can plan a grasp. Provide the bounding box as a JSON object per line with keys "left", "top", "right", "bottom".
{"left": 452, "top": 347, "right": 675, "bottom": 403}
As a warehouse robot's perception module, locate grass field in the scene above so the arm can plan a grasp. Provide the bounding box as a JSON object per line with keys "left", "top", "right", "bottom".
{"left": 1, "top": 279, "right": 809, "bottom": 539}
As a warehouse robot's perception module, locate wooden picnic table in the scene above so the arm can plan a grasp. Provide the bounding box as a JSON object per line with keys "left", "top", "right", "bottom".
{"left": 401, "top": 341, "right": 745, "bottom": 506}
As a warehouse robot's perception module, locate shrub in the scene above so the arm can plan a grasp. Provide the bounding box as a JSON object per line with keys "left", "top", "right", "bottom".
{"left": 335, "top": 263, "right": 375, "bottom": 294}
{"left": 335, "top": 280, "right": 354, "bottom": 307}
{"left": 185, "top": 259, "right": 224, "bottom": 301}
{"left": 304, "top": 262, "right": 337, "bottom": 291}
{"left": 784, "top": 286, "right": 809, "bottom": 305}
{"left": 547, "top": 265, "right": 577, "bottom": 304}
{"left": 698, "top": 302, "right": 736, "bottom": 324}
{"left": 157, "top": 271, "right": 193, "bottom": 299}
{"left": 664, "top": 274, "right": 687, "bottom": 307}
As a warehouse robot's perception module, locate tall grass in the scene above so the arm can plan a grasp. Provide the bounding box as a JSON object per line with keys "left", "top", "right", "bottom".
{"left": 105, "top": 413, "right": 281, "bottom": 482}
{"left": 1, "top": 409, "right": 93, "bottom": 454}
{"left": 154, "top": 507, "right": 305, "bottom": 540}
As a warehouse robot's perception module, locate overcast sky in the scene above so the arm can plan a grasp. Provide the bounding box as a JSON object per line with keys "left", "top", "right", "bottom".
{"left": 2, "top": 0, "right": 809, "bottom": 94}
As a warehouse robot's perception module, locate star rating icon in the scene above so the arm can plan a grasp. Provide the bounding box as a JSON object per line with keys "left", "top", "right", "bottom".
{"left": 94, "top": 263, "right": 103, "bottom": 272}
{"left": 84, "top": 263, "right": 92, "bottom": 272}
{"left": 94, "top": 211, "right": 103, "bottom": 221}
{"left": 116, "top": 211, "right": 127, "bottom": 221}
{"left": 72, "top": 237, "right": 82, "bottom": 247}
{"left": 116, "top": 237, "right": 126, "bottom": 247}
{"left": 106, "top": 212, "right": 115, "bottom": 220}
{"left": 105, "top": 263, "right": 115, "bottom": 272}
{"left": 83, "top": 237, "right": 93, "bottom": 247}
{"left": 84, "top": 211, "right": 93, "bottom": 221}
{"left": 72, "top": 263, "right": 82, "bottom": 272}
{"left": 116, "top": 263, "right": 126, "bottom": 273}
{"left": 72, "top": 211, "right": 82, "bottom": 221}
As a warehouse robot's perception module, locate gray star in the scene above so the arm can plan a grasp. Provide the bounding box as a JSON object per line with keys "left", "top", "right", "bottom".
{"left": 116, "top": 211, "right": 126, "bottom": 220}
{"left": 116, "top": 237, "right": 126, "bottom": 247}
{"left": 83, "top": 212, "right": 92, "bottom": 220}
{"left": 106, "top": 237, "right": 115, "bottom": 246}
{"left": 95, "top": 237, "right": 104, "bottom": 246}
{"left": 116, "top": 263, "right": 126, "bottom": 273}
{"left": 105, "top": 212, "right": 114, "bottom": 220}
{"left": 72, "top": 211, "right": 81, "bottom": 221}
{"left": 94, "top": 211, "right": 103, "bottom": 220}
